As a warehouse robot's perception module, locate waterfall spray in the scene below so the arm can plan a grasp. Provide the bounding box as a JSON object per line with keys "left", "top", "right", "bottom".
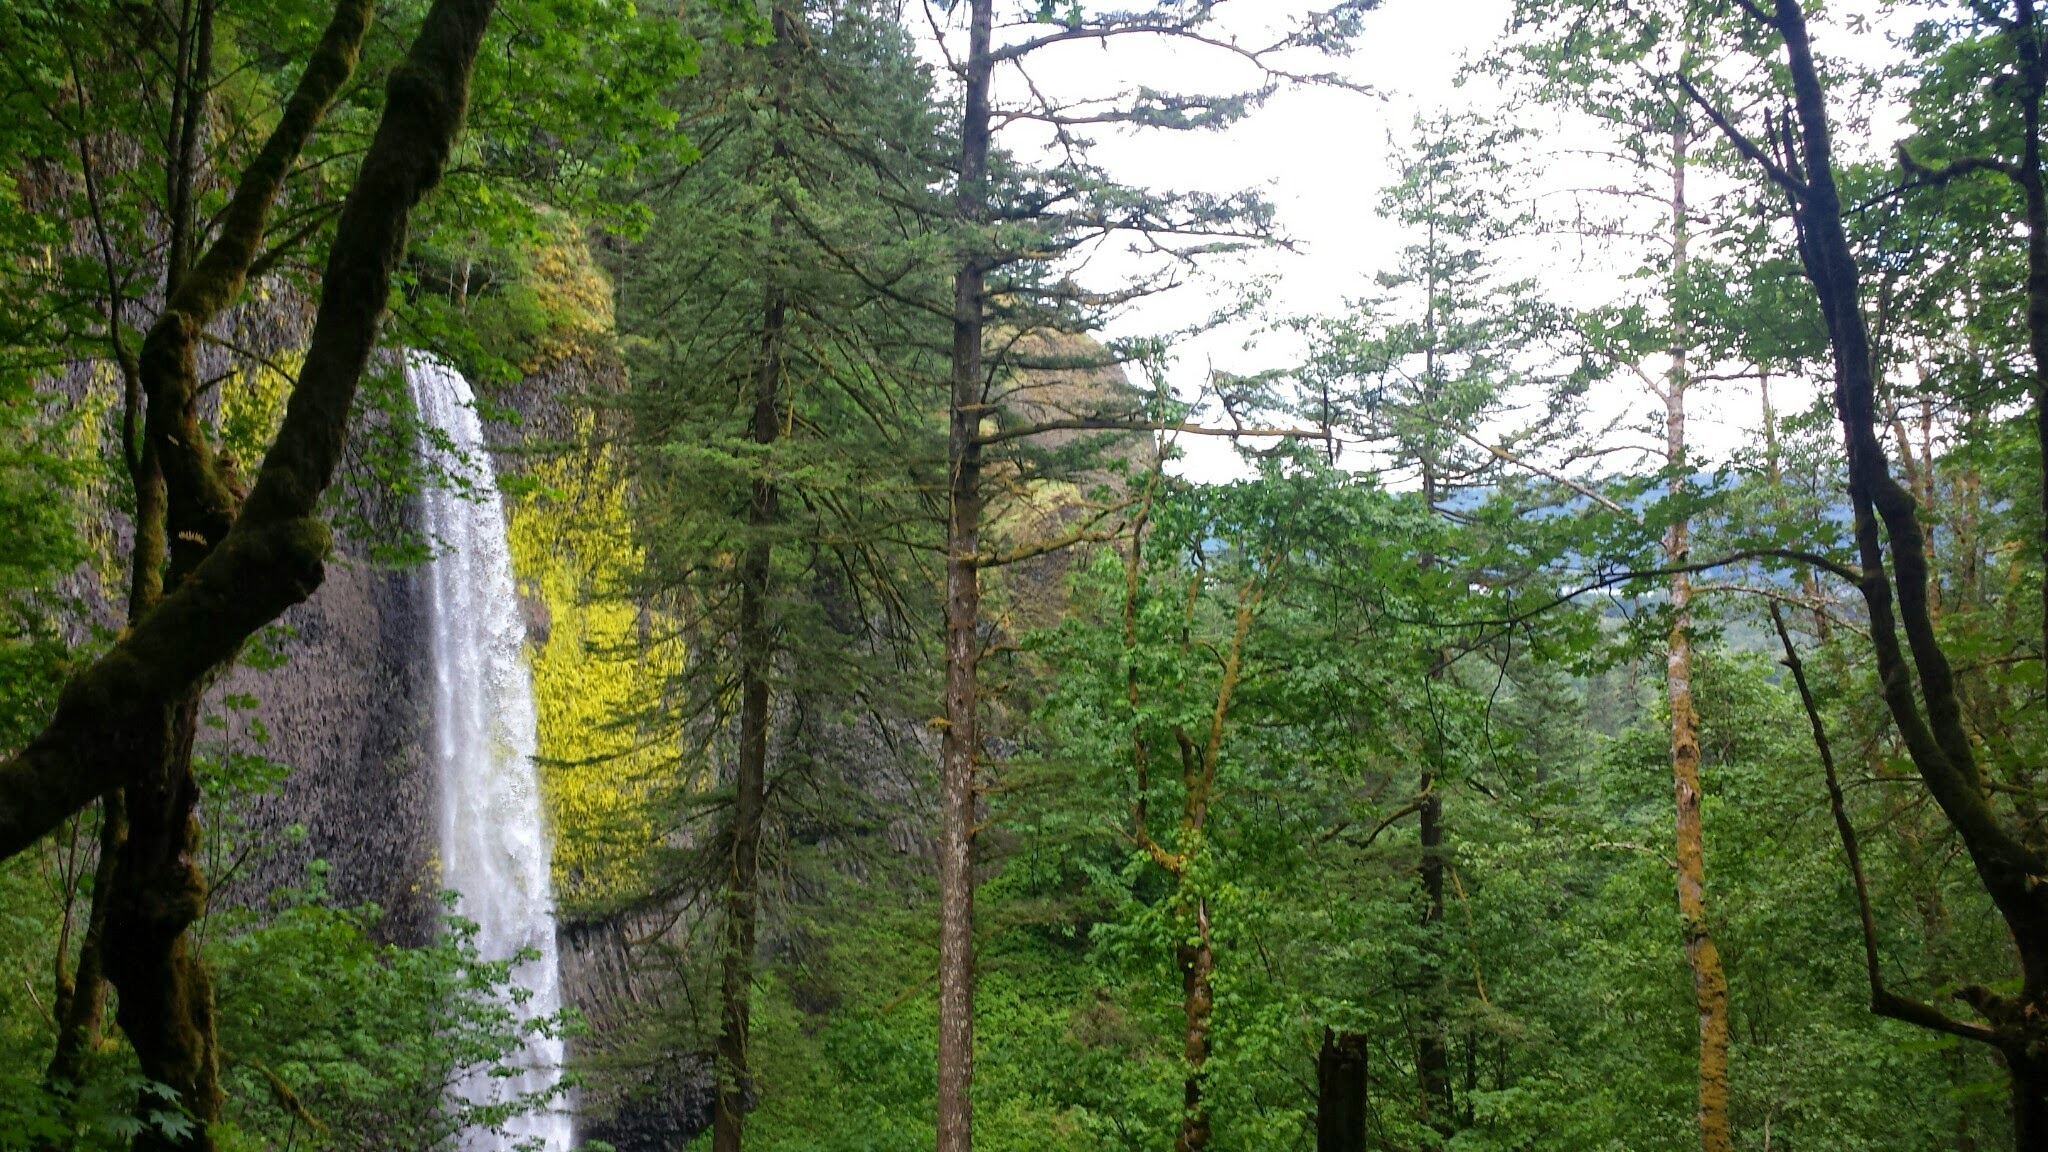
{"left": 410, "top": 354, "right": 573, "bottom": 1151}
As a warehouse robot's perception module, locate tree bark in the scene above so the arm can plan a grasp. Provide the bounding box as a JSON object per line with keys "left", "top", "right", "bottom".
{"left": 2015, "top": 1056, "right": 2048, "bottom": 1151}
{"left": 1717, "top": 1, "right": 2048, "bottom": 1141}
{"left": 0, "top": 0, "right": 495, "bottom": 847}
{"left": 2012, "top": 0, "right": 2048, "bottom": 700}
{"left": 105, "top": 690, "right": 217, "bottom": 1152}
{"left": 1174, "top": 901, "right": 1214, "bottom": 1152}
{"left": 101, "top": 4, "right": 381, "bottom": 1143}
{"left": 713, "top": 272, "right": 786, "bottom": 1151}
{"left": 1416, "top": 766, "right": 1451, "bottom": 1132}
{"left": 1416, "top": 465, "right": 1450, "bottom": 1134}
{"left": 1415, "top": 286, "right": 1452, "bottom": 1140}
{"left": 711, "top": 6, "right": 802, "bottom": 1142}
{"left": 45, "top": 793, "right": 125, "bottom": 1093}
{"left": 0, "top": 0, "right": 496, "bottom": 1141}
{"left": 1317, "top": 1029, "right": 1369, "bottom": 1152}
{"left": 1170, "top": 582, "right": 1255, "bottom": 1152}
{"left": 937, "top": 4, "right": 993, "bottom": 1150}
{"left": 1663, "top": 113, "right": 1733, "bottom": 1152}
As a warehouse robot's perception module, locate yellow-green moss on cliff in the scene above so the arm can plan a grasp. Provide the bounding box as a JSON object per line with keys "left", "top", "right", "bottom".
{"left": 504, "top": 416, "right": 680, "bottom": 906}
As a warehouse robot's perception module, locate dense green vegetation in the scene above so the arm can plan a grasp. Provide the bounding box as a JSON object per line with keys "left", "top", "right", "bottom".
{"left": 2, "top": 1, "right": 2047, "bottom": 1150}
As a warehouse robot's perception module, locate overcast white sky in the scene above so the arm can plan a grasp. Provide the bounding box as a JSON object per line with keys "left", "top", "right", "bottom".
{"left": 916, "top": 0, "right": 1909, "bottom": 481}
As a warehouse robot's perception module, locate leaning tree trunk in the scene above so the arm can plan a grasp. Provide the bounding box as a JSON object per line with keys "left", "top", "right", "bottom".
{"left": 937, "top": 4, "right": 994, "bottom": 1150}
{"left": 1729, "top": 1, "right": 2048, "bottom": 1145}
{"left": 1663, "top": 114, "right": 1733, "bottom": 1152}
{"left": 94, "top": 3, "right": 380, "bottom": 1143}
{"left": 0, "top": 0, "right": 498, "bottom": 1146}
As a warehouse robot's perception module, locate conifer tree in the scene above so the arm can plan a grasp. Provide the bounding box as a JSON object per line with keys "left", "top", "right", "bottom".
{"left": 923, "top": 4, "right": 1372, "bottom": 1147}
{"left": 618, "top": 4, "right": 949, "bottom": 1145}
{"left": 1297, "top": 111, "right": 1585, "bottom": 1137}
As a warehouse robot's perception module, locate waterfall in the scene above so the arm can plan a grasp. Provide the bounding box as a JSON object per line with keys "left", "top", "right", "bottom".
{"left": 409, "top": 354, "right": 573, "bottom": 1152}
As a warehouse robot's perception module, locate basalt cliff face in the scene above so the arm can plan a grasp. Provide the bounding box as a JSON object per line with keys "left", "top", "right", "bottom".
{"left": 97, "top": 224, "right": 1141, "bottom": 1148}
{"left": 226, "top": 538, "right": 440, "bottom": 942}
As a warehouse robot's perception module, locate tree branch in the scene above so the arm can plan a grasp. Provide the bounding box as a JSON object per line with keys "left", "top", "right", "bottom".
{"left": 974, "top": 417, "right": 1326, "bottom": 448}
{"left": 1675, "top": 73, "right": 1805, "bottom": 196}
{"left": 1771, "top": 605, "right": 2002, "bottom": 1049}
{"left": 0, "top": 0, "right": 498, "bottom": 861}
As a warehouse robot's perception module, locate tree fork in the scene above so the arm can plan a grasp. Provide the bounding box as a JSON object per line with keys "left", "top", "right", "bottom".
{"left": 0, "top": 1, "right": 503, "bottom": 1134}
{"left": 0, "top": 0, "right": 499, "bottom": 861}
{"left": 1704, "top": 1, "right": 2048, "bottom": 1142}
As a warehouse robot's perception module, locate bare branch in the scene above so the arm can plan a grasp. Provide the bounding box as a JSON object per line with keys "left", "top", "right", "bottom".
{"left": 1676, "top": 73, "right": 1806, "bottom": 196}
{"left": 974, "top": 417, "right": 1326, "bottom": 448}
{"left": 1772, "top": 606, "right": 2003, "bottom": 1049}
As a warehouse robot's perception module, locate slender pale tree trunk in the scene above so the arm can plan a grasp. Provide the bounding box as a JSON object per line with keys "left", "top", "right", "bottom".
{"left": 1663, "top": 115, "right": 1733, "bottom": 1152}
{"left": 938, "top": 3, "right": 993, "bottom": 1149}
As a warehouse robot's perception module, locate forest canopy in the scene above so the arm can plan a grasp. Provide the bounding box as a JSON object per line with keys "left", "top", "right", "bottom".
{"left": 0, "top": 1, "right": 2045, "bottom": 1151}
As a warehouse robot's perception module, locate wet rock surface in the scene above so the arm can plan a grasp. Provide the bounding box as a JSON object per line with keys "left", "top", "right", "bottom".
{"left": 222, "top": 543, "right": 439, "bottom": 944}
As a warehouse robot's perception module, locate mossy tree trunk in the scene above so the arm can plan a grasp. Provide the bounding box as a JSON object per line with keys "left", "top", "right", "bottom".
{"left": 1162, "top": 579, "right": 1258, "bottom": 1152}
{"left": 0, "top": 0, "right": 499, "bottom": 1143}
{"left": 1660, "top": 113, "right": 1732, "bottom": 1152}
{"left": 105, "top": 692, "right": 219, "bottom": 1151}
{"left": 46, "top": 792, "right": 124, "bottom": 1094}
{"left": 101, "top": 4, "right": 377, "bottom": 1140}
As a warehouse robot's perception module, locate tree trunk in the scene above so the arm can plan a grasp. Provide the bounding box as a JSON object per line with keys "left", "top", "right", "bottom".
{"left": 1416, "top": 769, "right": 1451, "bottom": 1132}
{"left": 2013, "top": 0, "right": 2048, "bottom": 717}
{"left": 2013, "top": 1055, "right": 2048, "bottom": 1151}
{"left": 46, "top": 792, "right": 125, "bottom": 1094}
{"left": 1664, "top": 113, "right": 1733, "bottom": 1152}
{"left": 1415, "top": 519, "right": 1450, "bottom": 1133}
{"left": 0, "top": 3, "right": 494, "bottom": 1146}
{"left": 1747, "top": 1, "right": 2048, "bottom": 1144}
{"left": 713, "top": 279, "right": 787, "bottom": 1152}
{"left": 937, "top": 4, "right": 993, "bottom": 1150}
{"left": 0, "top": 0, "right": 482, "bottom": 864}
{"left": 1175, "top": 904, "right": 1215, "bottom": 1152}
{"left": 1317, "top": 1029, "right": 1369, "bottom": 1152}
{"left": 104, "top": 691, "right": 218, "bottom": 1152}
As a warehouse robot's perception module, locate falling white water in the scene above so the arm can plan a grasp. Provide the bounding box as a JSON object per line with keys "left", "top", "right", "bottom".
{"left": 409, "top": 354, "right": 573, "bottom": 1152}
